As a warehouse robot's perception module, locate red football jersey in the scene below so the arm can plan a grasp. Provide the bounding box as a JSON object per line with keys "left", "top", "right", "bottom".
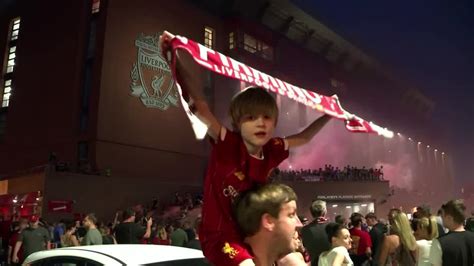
{"left": 200, "top": 128, "right": 289, "bottom": 236}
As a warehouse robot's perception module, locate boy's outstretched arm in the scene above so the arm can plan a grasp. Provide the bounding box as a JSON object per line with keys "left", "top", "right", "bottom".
{"left": 159, "top": 31, "right": 221, "bottom": 140}
{"left": 285, "top": 114, "right": 332, "bottom": 148}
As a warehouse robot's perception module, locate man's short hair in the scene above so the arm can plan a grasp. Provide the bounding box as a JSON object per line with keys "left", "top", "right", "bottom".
{"left": 441, "top": 199, "right": 466, "bottom": 224}
{"left": 234, "top": 183, "right": 297, "bottom": 237}
{"left": 350, "top": 212, "right": 363, "bottom": 227}
{"left": 309, "top": 200, "right": 327, "bottom": 218}
{"left": 122, "top": 208, "right": 135, "bottom": 221}
{"left": 229, "top": 87, "right": 278, "bottom": 131}
{"left": 365, "top": 212, "right": 377, "bottom": 220}
{"left": 335, "top": 215, "right": 345, "bottom": 225}
{"left": 86, "top": 213, "right": 98, "bottom": 225}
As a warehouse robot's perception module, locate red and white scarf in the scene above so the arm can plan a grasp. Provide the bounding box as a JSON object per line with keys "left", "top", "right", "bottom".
{"left": 166, "top": 35, "right": 393, "bottom": 140}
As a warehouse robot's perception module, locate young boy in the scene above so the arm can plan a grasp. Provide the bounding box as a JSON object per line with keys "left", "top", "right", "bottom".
{"left": 160, "top": 31, "right": 332, "bottom": 266}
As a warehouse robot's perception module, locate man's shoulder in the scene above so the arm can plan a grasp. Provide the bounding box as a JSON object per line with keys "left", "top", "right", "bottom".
{"left": 302, "top": 221, "right": 328, "bottom": 233}
{"left": 439, "top": 230, "right": 474, "bottom": 242}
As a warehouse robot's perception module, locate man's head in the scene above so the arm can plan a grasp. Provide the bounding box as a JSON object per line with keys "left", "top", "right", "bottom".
{"left": 309, "top": 200, "right": 327, "bottom": 219}
{"left": 83, "top": 213, "right": 97, "bottom": 229}
{"left": 235, "top": 183, "right": 300, "bottom": 256}
{"left": 441, "top": 199, "right": 466, "bottom": 230}
{"left": 335, "top": 215, "right": 345, "bottom": 226}
{"left": 365, "top": 212, "right": 377, "bottom": 227}
{"left": 29, "top": 215, "right": 40, "bottom": 227}
{"left": 229, "top": 87, "right": 278, "bottom": 133}
{"left": 122, "top": 208, "right": 136, "bottom": 222}
{"left": 350, "top": 212, "right": 363, "bottom": 228}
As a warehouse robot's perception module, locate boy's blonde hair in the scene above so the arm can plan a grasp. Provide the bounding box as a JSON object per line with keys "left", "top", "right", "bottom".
{"left": 229, "top": 87, "right": 279, "bottom": 131}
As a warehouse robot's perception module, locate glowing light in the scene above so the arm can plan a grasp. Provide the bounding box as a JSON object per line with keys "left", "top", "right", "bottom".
{"left": 12, "top": 199, "right": 17, "bottom": 203}
{"left": 408, "top": 137, "right": 412, "bottom": 141}
{"left": 397, "top": 132, "right": 401, "bottom": 136}
{"left": 434, "top": 149, "right": 438, "bottom": 152}
{"left": 418, "top": 142, "right": 422, "bottom": 145}
{"left": 442, "top": 152, "right": 445, "bottom": 155}
{"left": 36, "top": 197, "right": 40, "bottom": 201}
{"left": 332, "top": 204, "right": 338, "bottom": 208}
{"left": 289, "top": 165, "right": 292, "bottom": 169}
{"left": 361, "top": 204, "right": 367, "bottom": 207}
{"left": 427, "top": 145, "right": 430, "bottom": 148}
{"left": 345, "top": 206, "right": 351, "bottom": 209}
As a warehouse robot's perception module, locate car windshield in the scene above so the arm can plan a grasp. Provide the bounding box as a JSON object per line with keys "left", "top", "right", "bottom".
{"left": 145, "top": 258, "right": 210, "bottom": 266}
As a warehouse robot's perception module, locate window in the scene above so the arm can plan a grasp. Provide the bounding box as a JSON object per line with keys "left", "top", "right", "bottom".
{"left": 11, "top": 18, "right": 20, "bottom": 41}
{"left": 2, "top": 80, "right": 11, "bottom": 107}
{"left": 92, "top": 0, "right": 100, "bottom": 14}
{"left": 242, "top": 33, "right": 273, "bottom": 60}
{"left": 1, "top": 17, "right": 21, "bottom": 108}
{"left": 229, "top": 32, "right": 235, "bottom": 50}
{"left": 204, "top": 26, "right": 214, "bottom": 49}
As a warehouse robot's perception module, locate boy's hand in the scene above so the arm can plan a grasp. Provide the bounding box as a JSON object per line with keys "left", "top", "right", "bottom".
{"left": 159, "top": 31, "right": 175, "bottom": 62}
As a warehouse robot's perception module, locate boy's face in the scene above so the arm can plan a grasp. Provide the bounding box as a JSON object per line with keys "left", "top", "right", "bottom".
{"left": 239, "top": 113, "right": 276, "bottom": 153}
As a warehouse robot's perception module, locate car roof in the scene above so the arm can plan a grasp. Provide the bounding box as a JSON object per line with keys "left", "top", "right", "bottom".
{"left": 25, "top": 244, "right": 205, "bottom": 265}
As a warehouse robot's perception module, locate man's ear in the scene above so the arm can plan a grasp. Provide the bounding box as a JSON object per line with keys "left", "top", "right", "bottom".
{"left": 261, "top": 213, "right": 276, "bottom": 231}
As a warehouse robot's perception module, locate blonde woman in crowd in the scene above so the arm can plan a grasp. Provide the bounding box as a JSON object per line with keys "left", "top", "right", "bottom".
{"left": 318, "top": 222, "right": 354, "bottom": 266}
{"left": 413, "top": 216, "right": 438, "bottom": 266}
{"left": 378, "top": 209, "right": 417, "bottom": 266}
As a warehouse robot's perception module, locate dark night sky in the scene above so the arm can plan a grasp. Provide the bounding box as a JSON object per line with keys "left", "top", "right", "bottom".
{"left": 291, "top": 0, "right": 474, "bottom": 186}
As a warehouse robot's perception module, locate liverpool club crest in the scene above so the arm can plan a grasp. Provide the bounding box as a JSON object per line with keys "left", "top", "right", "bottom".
{"left": 130, "top": 33, "right": 179, "bottom": 110}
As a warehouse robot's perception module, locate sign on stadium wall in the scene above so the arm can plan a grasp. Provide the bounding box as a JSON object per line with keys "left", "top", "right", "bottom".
{"left": 130, "top": 33, "right": 179, "bottom": 110}
{"left": 316, "top": 195, "right": 372, "bottom": 200}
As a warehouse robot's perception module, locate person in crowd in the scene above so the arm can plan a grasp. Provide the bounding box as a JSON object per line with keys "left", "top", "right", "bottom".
{"left": 301, "top": 200, "right": 331, "bottom": 266}
{"left": 52, "top": 220, "right": 65, "bottom": 248}
{"left": 170, "top": 220, "right": 188, "bottom": 247}
{"left": 114, "top": 208, "right": 152, "bottom": 244}
{"left": 60, "top": 222, "right": 80, "bottom": 247}
{"left": 429, "top": 199, "right": 474, "bottom": 266}
{"left": 365, "top": 213, "right": 384, "bottom": 265}
{"left": 8, "top": 219, "right": 27, "bottom": 265}
{"left": 435, "top": 209, "right": 447, "bottom": 237}
{"left": 318, "top": 222, "right": 353, "bottom": 266}
{"left": 234, "top": 183, "right": 303, "bottom": 266}
{"left": 412, "top": 215, "right": 438, "bottom": 266}
{"left": 81, "top": 213, "right": 102, "bottom": 245}
{"left": 378, "top": 209, "right": 417, "bottom": 266}
{"left": 100, "top": 224, "right": 117, "bottom": 244}
{"left": 335, "top": 215, "right": 347, "bottom": 228}
{"left": 183, "top": 220, "right": 196, "bottom": 242}
{"left": 466, "top": 216, "right": 474, "bottom": 232}
{"left": 12, "top": 215, "right": 50, "bottom": 264}
{"left": 186, "top": 217, "right": 202, "bottom": 250}
{"left": 160, "top": 30, "right": 332, "bottom": 266}
{"left": 152, "top": 225, "right": 171, "bottom": 245}
{"left": 348, "top": 213, "right": 372, "bottom": 266}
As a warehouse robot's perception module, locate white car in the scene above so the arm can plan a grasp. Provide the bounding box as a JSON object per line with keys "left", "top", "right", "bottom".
{"left": 23, "top": 244, "right": 209, "bottom": 265}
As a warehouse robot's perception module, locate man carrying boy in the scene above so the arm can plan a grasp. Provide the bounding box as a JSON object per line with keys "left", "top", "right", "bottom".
{"left": 160, "top": 31, "right": 332, "bottom": 266}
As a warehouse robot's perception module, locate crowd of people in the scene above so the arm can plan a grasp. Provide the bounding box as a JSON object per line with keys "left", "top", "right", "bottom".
{"left": 0, "top": 190, "right": 204, "bottom": 265}
{"left": 3, "top": 185, "right": 474, "bottom": 266}
{"left": 301, "top": 199, "right": 474, "bottom": 266}
{"left": 273, "top": 165, "right": 385, "bottom": 182}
